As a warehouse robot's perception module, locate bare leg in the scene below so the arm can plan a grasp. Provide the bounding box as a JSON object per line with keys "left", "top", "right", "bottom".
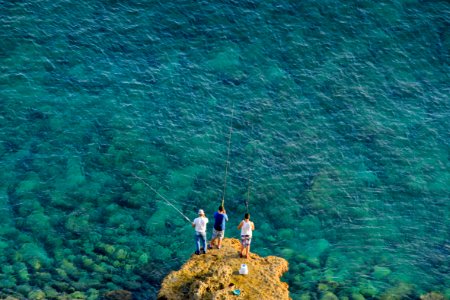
{"left": 246, "top": 245, "right": 251, "bottom": 259}
{"left": 217, "top": 238, "right": 223, "bottom": 248}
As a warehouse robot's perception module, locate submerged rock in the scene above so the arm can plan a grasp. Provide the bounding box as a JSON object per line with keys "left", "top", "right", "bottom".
{"left": 321, "top": 292, "right": 339, "bottom": 300}
{"left": 420, "top": 292, "right": 445, "bottom": 300}
{"left": 351, "top": 293, "right": 365, "bottom": 300}
{"left": 157, "top": 238, "right": 290, "bottom": 299}
{"left": 104, "top": 290, "right": 132, "bottom": 300}
{"left": 28, "top": 290, "right": 46, "bottom": 300}
{"left": 380, "top": 283, "right": 414, "bottom": 300}
{"left": 372, "top": 266, "right": 391, "bottom": 280}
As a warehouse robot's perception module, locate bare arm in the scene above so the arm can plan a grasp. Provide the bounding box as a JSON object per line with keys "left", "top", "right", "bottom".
{"left": 237, "top": 220, "right": 243, "bottom": 230}
{"left": 251, "top": 222, "right": 255, "bottom": 230}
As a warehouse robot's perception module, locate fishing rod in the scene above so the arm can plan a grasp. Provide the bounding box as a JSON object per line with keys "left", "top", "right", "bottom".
{"left": 132, "top": 173, "right": 192, "bottom": 223}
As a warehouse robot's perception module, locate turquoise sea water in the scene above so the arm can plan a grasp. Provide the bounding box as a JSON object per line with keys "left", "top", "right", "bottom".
{"left": 1, "top": 0, "right": 449, "bottom": 299}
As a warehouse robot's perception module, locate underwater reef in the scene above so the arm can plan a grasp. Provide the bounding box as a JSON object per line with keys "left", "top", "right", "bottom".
{"left": 1, "top": 0, "right": 449, "bottom": 299}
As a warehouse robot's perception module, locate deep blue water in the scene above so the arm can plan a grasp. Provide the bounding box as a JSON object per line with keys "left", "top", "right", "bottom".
{"left": 0, "top": 0, "right": 449, "bottom": 299}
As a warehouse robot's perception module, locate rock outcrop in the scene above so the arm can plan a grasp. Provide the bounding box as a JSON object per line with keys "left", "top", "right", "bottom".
{"left": 157, "top": 238, "right": 290, "bottom": 300}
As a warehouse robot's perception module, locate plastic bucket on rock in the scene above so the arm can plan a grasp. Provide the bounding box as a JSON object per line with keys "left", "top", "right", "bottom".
{"left": 239, "top": 264, "right": 248, "bottom": 275}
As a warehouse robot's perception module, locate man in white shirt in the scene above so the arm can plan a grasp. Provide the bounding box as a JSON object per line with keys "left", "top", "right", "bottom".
{"left": 192, "top": 209, "right": 208, "bottom": 255}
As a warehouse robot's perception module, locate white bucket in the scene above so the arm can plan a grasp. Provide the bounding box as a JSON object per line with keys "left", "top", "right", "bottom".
{"left": 239, "top": 264, "right": 248, "bottom": 275}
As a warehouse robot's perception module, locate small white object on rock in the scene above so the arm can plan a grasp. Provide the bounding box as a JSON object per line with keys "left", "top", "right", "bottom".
{"left": 239, "top": 264, "right": 248, "bottom": 275}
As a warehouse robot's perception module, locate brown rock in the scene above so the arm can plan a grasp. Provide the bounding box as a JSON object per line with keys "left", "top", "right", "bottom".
{"left": 104, "top": 290, "right": 132, "bottom": 300}
{"left": 157, "top": 238, "right": 290, "bottom": 300}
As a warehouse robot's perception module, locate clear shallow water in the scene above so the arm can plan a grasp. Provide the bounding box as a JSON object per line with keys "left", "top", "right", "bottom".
{"left": 0, "top": 0, "right": 449, "bottom": 299}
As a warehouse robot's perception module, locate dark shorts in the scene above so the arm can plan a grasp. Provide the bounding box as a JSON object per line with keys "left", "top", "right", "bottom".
{"left": 241, "top": 235, "right": 252, "bottom": 247}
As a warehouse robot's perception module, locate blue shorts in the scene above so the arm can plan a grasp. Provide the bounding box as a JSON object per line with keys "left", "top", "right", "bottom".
{"left": 241, "top": 235, "right": 252, "bottom": 247}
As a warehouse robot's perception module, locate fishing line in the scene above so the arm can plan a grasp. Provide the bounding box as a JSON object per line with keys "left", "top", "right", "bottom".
{"left": 132, "top": 173, "right": 191, "bottom": 223}
{"left": 221, "top": 102, "right": 234, "bottom": 208}
{"left": 245, "top": 176, "right": 251, "bottom": 213}
{"left": 245, "top": 123, "right": 256, "bottom": 213}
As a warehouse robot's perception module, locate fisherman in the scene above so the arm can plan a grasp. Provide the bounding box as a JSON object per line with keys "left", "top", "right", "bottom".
{"left": 209, "top": 205, "right": 228, "bottom": 249}
{"left": 192, "top": 209, "right": 208, "bottom": 255}
{"left": 237, "top": 213, "right": 255, "bottom": 259}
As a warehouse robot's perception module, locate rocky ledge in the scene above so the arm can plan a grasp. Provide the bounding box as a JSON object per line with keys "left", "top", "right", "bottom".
{"left": 157, "top": 238, "right": 290, "bottom": 300}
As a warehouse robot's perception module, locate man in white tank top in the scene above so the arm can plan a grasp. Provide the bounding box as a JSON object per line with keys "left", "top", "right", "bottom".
{"left": 237, "top": 213, "right": 255, "bottom": 259}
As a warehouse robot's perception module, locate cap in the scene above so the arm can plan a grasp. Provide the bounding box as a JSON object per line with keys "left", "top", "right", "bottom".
{"left": 198, "top": 209, "right": 204, "bottom": 215}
